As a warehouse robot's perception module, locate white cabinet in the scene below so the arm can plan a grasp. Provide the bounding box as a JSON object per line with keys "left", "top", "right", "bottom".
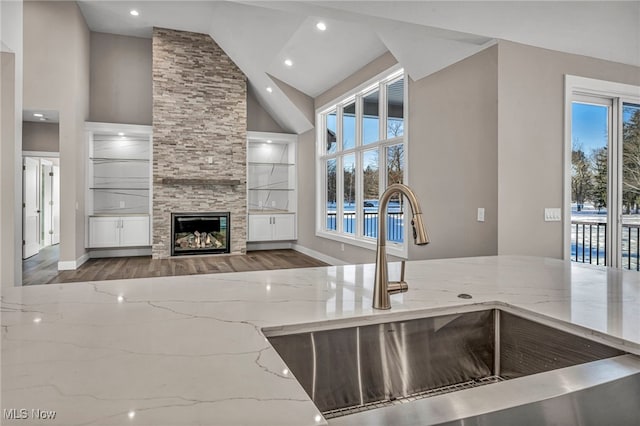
{"left": 248, "top": 215, "right": 273, "bottom": 242}
{"left": 120, "top": 216, "right": 151, "bottom": 246}
{"left": 89, "top": 216, "right": 150, "bottom": 248}
{"left": 272, "top": 214, "right": 295, "bottom": 240}
{"left": 89, "top": 217, "right": 120, "bottom": 248}
{"left": 247, "top": 131, "right": 297, "bottom": 242}
{"left": 248, "top": 214, "right": 296, "bottom": 242}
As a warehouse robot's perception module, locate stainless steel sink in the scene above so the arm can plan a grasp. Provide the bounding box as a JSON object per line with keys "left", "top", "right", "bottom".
{"left": 265, "top": 309, "right": 640, "bottom": 425}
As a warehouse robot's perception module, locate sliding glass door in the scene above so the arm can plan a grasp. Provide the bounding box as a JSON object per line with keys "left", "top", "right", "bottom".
{"left": 570, "top": 98, "right": 611, "bottom": 266}
{"left": 621, "top": 102, "right": 640, "bottom": 269}
{"left": 569, "top": 85, "right": 640, "bottom": 269}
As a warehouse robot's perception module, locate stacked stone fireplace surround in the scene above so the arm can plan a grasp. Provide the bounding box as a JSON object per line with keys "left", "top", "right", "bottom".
{"left": 152, "top": 28, "right": 247, "bottom": 259}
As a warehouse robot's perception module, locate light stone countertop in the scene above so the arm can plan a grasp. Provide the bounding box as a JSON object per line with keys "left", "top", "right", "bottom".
{"left": 1, "top": 256, "right": 639, "bottom": 425}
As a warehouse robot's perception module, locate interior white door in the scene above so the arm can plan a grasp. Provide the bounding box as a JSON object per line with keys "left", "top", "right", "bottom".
{"left": 41, "top": 160, "right": 53, "bottom": 247}
{"left": 23, "top": 157, "right": 40, "bottom": 259}
{"left": 52, "top": 165, "right": 60, "bottom": 245}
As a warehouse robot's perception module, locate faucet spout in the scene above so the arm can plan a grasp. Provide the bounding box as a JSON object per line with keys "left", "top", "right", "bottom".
{"left": 373, "top": 184, "right": 429, "bottom": 310}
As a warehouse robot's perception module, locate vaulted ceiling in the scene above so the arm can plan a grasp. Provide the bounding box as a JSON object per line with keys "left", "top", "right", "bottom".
{"left": 78, "top": 1, "right": 640, "bottom": 133}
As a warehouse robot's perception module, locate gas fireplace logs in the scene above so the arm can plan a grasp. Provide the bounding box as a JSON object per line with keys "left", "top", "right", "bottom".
{"left": 175, "top": 231, "right": 225, "bottom": 249}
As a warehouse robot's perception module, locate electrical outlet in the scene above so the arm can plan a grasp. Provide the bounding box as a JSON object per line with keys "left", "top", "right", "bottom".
{"left": 207, "top": 156, "right": 213, "bottom": 164}
{"left": 477, "top": 208, "right": 485, "bottom": 222}
{"left": 120, "top": 201, "right": 125, "bottom": 208}
{"left": 341, "top": 243, "right": 345, "bottom": 251}
{"left": 544, "top": 208, "right": 562, "bottom": 222}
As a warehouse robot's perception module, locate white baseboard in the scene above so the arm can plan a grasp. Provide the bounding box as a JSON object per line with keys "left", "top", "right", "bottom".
{"left": 88, "top": 247, "right": 152, "bottom": 259}
{"left": 247, "top": 242, "right": 293, "bottom": 251}
{"left": 291, "top": 244, "right": 348, "bottom": 266}
{"left": 58, "top": 252, "right": 89, "bottom": 271}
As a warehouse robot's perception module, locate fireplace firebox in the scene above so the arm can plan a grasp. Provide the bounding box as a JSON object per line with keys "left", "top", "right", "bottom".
{"left": 171, "top": 212, "right": 230, "bottom": 256}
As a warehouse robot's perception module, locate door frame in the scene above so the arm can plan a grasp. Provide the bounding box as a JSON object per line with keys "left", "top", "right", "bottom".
{"left": 564, "top": 76, "right": 640, "bottom": 266}
{"left": 21, "top": 151, "right": 60, "bottom": 256}
{"left": 22, "top": 156, "right": 40, "bottom": 259}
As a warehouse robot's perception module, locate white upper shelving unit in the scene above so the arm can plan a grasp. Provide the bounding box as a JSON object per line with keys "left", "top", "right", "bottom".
{"left": 247, "top": 131, "right": 297, "bottom": 242}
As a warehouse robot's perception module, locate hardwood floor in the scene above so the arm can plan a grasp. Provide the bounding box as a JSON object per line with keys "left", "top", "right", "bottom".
{"left": 22, "top": 246, "right": 329, "bottom": 285}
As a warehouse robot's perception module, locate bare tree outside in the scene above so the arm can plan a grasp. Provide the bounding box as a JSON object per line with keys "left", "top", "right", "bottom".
{"left": 571, "top": 143, "right": 593, "bottom": 212}
{"left": 623, "top": 107, "right": 640, "bottom": 214}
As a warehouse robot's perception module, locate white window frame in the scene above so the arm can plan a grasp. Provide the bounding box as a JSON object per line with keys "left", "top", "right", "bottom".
{"left": 564, "top": 75, "right": 640, "bottom": 267}
{"left": 316, "top": 65, "right": 408, "bottom": 258}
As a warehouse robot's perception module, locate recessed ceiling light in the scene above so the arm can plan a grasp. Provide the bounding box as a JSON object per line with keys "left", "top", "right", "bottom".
{"left": 130, "top": 10, "right": 139, "bottom": 16}
{"left": 118, "top": 132, "right": 124, "bottom": 136}
{"left": 128, "top": 411, "right": 136, "bottom": 419}
{"left": 316, "top": 22, "right": 327, "bottom": 31}
{"left": 266, "top": 87, "right": 273, "bottom": 93}
{"left": 33, "top": 113, "right": 43, "bottom": 117}
{"left": 284, "top": 59, "right": 293, "bottom": 67}
{"left": 39, "top": 118, "right": 46, "bottom": 121}
{"left": 266, "top": 140, "right": 272, "bottom": 144}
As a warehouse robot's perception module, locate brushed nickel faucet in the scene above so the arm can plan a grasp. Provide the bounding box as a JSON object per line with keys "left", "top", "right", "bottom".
{"left": 373, "top": 184, "right": 429, "bottom": 310}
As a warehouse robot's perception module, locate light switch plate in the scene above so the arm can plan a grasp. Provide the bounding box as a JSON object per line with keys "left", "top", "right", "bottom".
{"left": 544, "top": 208, "right": 562, "bottom": 222}
{"left": 477, "top": 208, "right": 485, "bottom": 222}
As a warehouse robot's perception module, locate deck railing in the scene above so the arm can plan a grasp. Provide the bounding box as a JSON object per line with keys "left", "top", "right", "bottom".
{"left": 326, "top": 211, "right": 404, "bottom": 242}
{"left": 572, "top": 220, "right": 640, "bottom": 270}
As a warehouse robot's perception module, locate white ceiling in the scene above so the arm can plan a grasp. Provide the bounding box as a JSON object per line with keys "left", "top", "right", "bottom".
{"left": 77, "top": 1, "right": 640, "bottom": 133}
{"left": 23, "top": 109, "right": 59, "bottom": 123}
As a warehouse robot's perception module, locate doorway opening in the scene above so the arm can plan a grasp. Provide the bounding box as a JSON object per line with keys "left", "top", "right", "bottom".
{"left": 22, "top": 155, "right": 60, "bottom": 258}
{"left": 21, "top": 110, "right": 61, "bottom": 285}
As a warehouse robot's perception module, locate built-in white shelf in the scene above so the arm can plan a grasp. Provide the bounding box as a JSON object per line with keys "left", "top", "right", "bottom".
{"left": 85, "top": 122, "right": 152, "bottom": 250}
{"left": 247, "top": 132, "right": 297, "bottom": 241}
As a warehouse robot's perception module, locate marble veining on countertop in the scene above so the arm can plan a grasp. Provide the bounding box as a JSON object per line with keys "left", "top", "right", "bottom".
{"left": 1, "top": 256, "right": 639, "bottom": 425}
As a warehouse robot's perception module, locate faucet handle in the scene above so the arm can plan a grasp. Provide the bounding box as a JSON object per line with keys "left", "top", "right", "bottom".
{"left": 387, "top": 280, "right": 408, "bottom": 295}
{"left": 388, "top": 261, "right": 408, "bottom": 294}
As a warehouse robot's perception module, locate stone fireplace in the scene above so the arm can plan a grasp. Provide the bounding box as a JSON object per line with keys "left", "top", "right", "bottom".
{"left": 151, "top": 27, "right": 247, "bottom": 259}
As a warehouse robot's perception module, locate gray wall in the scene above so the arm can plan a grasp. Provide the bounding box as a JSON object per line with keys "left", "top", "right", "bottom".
{"left": 1, "top": 52, "right": 18, "bottom": 286}
{"left": 22, "top": 122, "right": 59, "bottom": 152}
{"left": 247, "top": 85, "right": 285, "bottom": 133}
{"left": 91, "top": 30, "right": 277, "bottom": 131}
{"left": 90, "top": 32, "right": 152, "bottom": 125}
{"left": 497, "top": 41, "right": 640, "bottom": 258}
{"left": 23, "top": 1, "right": 90, "bottom": 266}
{"left": 297, "top": 47, "right": 499, "bottom": 264}
{"left": 299, "top": 40, "right": 640, "bottom": 264}
{"left": 1, "top": 0, "right": 23, "bottom": 287}
{"left": 408, "top": 45, "right": 498, "bottom": 259}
